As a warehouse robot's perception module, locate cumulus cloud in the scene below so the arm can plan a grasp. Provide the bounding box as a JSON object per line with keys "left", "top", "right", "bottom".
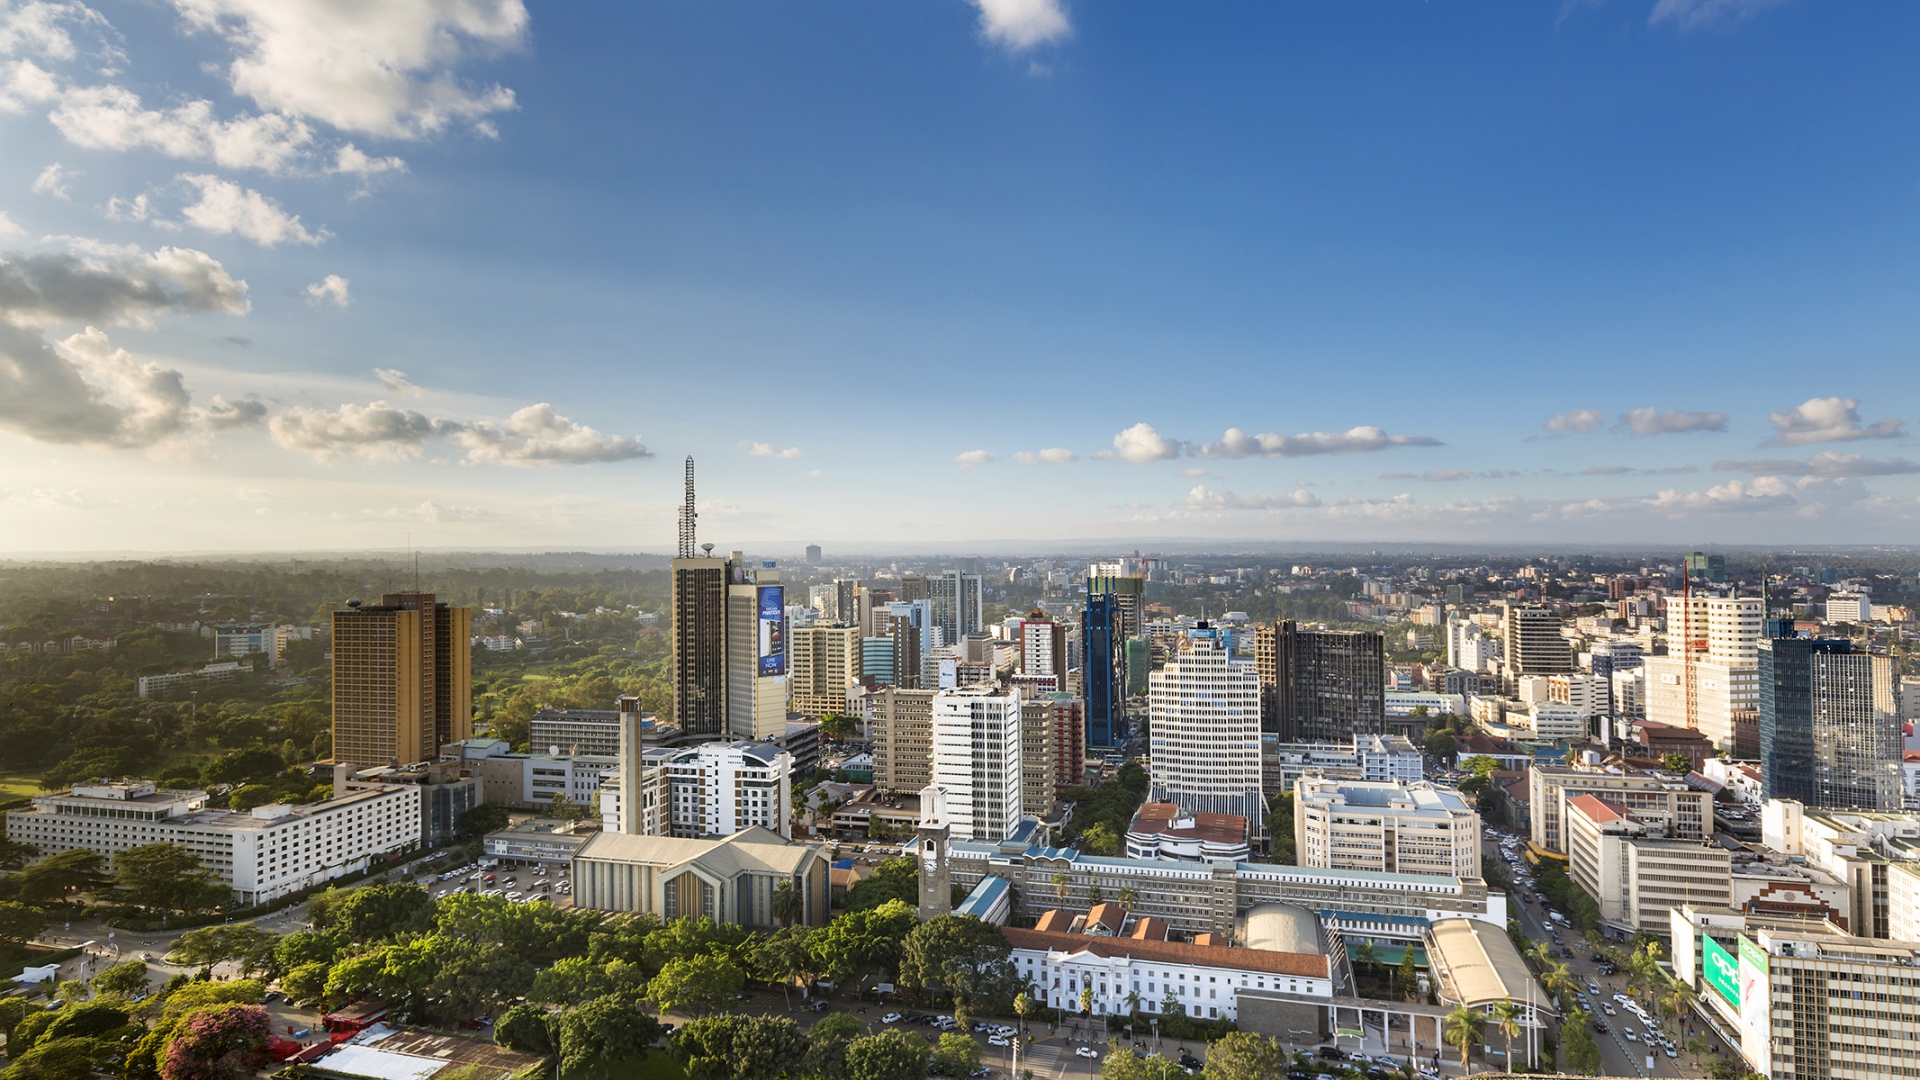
{"left": 372, "top": 368, "right": 418, "bottom": 395}
{"left": 1713, "top": 452, "right": 1920, "bottom": 479}
{"left": 1644, "top": 478, "right": 1798, "bottom": 513}
{"left": 50, "top": 86, "right": 316, "bottom": 172}
{"left": 0, "top": 323, "right": 256, "bottom": 449}
{"left": 1014, "top": 447, "right": 1076, "bottom": 464}
{"left": 0, "top": 211, "right": 21, "bottom": 238}
{"left": 0, "top": 242, "right": 250, "bottom": 327}
{"left": 749, "top": 442, "right": 801, "bottom": 459}
{"left": 30, "top": 161, "right": 72, "bottom": 198}
{"left": 1649, "top": 0, "right": 1785, "bottom": 30}
{"left": 177, "top": 173, "right": 326, "bottom": 246}
{"left": 0, "top": 58, "right": 60, "bottom": 112}
{"left": 1542, "top": 408, "right": 1604, "bottom": 435}
{"left": 1198, "top": 425, "right": 1441, "bottom": 459}
{"left": 1107, "top": 422, "right": 1183, "bottom": 463}
{"left": 170, "top": 0, "right": 527, "bottom": 140}
{"left": 0, "top": 1, "right": 113, "bottom": 62}
{"left": 971, "top": 0, "right": 1070, "bottom": 51}
{"left": 270, "top": 400, "right": 647, "bottom": 466}
{"left": 304, "top": 273, "right": 350, "bottom": 306}
{"left": 1765, "top": 397, "right": 1904, "bottom": 446}
{"left": 1181, "top": 484, "right": 1321, "bottom": 511}
{"left": 1614, "top": 406, "right": 1728, "bottom": 436}
{"left": 953, "top": 449, "right": 996, "bottom": 470}
{"left": 330, "top": 143, "right": 407, "bottom": 178}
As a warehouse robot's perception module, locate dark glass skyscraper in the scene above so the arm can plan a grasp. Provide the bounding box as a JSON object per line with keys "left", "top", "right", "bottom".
{"left": 1254, "top": 620, "right": 1386, "bottom": 742}
{"left": 1760, "top": 623, "right": 1900, "bottom": 810}
{"left": 1082, "top": 591, "right": 1124, "bottom": 748}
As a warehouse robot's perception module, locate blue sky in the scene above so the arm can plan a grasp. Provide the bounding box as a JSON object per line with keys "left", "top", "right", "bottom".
{"left": 2, "top": 0, "right": 1919, "bottom": 554}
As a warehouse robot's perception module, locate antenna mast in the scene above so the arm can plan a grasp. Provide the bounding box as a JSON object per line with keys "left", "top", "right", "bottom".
{"left": 677, "top": 456, "right": 698, "bottom": 558}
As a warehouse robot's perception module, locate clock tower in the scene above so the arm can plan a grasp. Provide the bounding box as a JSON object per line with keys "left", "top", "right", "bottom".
{"left": 916, "top": 783, "right": 952, "bottom": 920}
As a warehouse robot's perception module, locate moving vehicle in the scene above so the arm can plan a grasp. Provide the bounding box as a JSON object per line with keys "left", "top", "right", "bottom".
{"left": 881, "top": 1013, "right": 902, "bottom": 1023}
{"left": 1074, "top": 1047, "right": 1098, "bottom": 1059}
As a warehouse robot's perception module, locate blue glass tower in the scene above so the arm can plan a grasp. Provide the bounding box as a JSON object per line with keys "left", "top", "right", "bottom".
{"left": 1082, "top": 591, "right": 1124, "bottom": 748}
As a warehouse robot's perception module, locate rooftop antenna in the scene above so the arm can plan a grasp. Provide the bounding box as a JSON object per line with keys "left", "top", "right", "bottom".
{"left": 677, "top": 456, "right": 698, "bottom": 558}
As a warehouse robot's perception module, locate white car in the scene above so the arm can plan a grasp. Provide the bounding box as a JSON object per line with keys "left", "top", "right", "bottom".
{"left": 1601, "top": 1003, "right": 1615, "bottom": 1015}
{"left": 882, "top": 1013, "right": 902, "bottom": 1024}
{"left": 1074, "top": 1048, "right": 1098, "bottom": 1059}
{"left": 988, "top": 1037, "right": 1010, "bottom": 1047}
{"left": 1624, "top": 1030, "right": 1637, "bottom": 1042}
{"left": 1613, "top": 992, "right": 1630, "bottom": 1004}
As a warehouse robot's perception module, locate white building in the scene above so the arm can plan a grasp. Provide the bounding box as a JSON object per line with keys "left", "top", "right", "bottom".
{"left": 4, "top": 778, "right": 419, "bottom": 906}
{"left": 1149, "top": 628, "right": 1263, "bottom": 830}
{"left": 1644, "top": 594, "right": 1763, "bottom": 750}
{"left": 449, "top": 739, "right": 618, "bottom": 812}
{"left": 661, "top": 741, "right": 794, "bottom": 840}
{"left": 1611, "top": 666, "right": 1647, "bottom": 721}
{"left": 1564, "top": 793, "right": 1731, "bottom": 935}
{"left": 1004, "top": 922, "right": 1331, "bottom": 1023}
{"left": 1827, "top": 593, "right": 1870, "bottom": 624}
{"left": 1547, "top": 674, "right": 1608, "bottom": 718}
{"left": 932, "top": 685, "right": 1023, "bottom": 842}
{"left": 1019, "top": 619, "right": 1066, "bottom": 691}
{"left": 1294, "top": 777, "right": 1482, "bottom": 878}
{"left": 1519, "top": 701, "right": 1587, "bottom": 741}
{"left": 213, "top": 624, "right": 277, "bottom": 663}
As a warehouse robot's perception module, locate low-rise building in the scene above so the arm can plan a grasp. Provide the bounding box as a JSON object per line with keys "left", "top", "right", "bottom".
{"left": 1295, "top": 777, "right": 1481, "bottom": 878}
{"left": 484, "top": 816, "right": 600, "bottom": 866}
{"left": 571, "top": 826, "right": 831, "bottom": 927}
{"left": 1124, "top": 802, "right": 1250, "bottom": 862}
{"left": 1423, "top": 918, "right": 1555, "bottom": 1066}
{"left": 447, "top": 738, "right": 616, "bottom": 813}
{"left": 341, "top": 760, "right": 481, "bottom": 848}
{"left": 1564, "top": 794, "right": 1731, "bottom": 936}
{"left": 1529, "top": 759, "right": 1713, "bottom": 854}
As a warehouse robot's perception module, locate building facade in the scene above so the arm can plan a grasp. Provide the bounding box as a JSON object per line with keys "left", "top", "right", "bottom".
{"left": 671, "top": 554, "right": 730, "bottom": 737}
{"left": 571, "top": 827, "right": 831, "bottom": 928}
{"left": 1149, "top": 628, "right": 1263, "bottom": 830}
{"left": 932, "top": 685, "right": 1023, "bottom": 842}
{"left": 1564, "top": 794, "right": 1732, "bottom": 935}
{"left": 1254, "top": 621, "right": 1386, "bottom": 743}
{"left": 1294, "top": 778, "right": 1481, "bottom": 878}
{"left": 1761, "top": 627, "right": 1901, "bottom": 810}
{"left": 661, "top": 740, "right": 793, "bottom": 840}
{"left": 790, "top": 623, "right": 862, "bottom": 720}
{"left": 872, "top": 686, "right": 937, "bottom": 794}
{"left": 1528, "top": 761, "right": 1714, "bottom": 854}
{"left": 331, "top": 592, "right": 472, "bottom": 768}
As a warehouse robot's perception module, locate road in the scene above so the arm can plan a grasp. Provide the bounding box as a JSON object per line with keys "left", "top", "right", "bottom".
{"left": 1485, "top": 829, "right": 1730, "bottom": 1078}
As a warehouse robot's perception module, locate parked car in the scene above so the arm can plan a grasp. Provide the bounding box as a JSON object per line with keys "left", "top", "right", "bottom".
{"left": 882, "top": 1013, "right": 902, "bottom": 1024}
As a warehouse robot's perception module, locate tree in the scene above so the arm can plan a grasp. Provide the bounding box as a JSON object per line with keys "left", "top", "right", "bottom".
{"left": 1423, "top": 729, "right": 1457, "bottom": 762}
{"left": 7, "top": 848, "right": 106, "bottom": 904}
{"left": 1012, "top": 993, "right": 1035, "bottom": 1034}
{"left": 845, "top": 858, "right": 919, "bottom": 912}
{"left": 159, "top": 1003, "right": 271, "bottom": 1080}
{"left": 1396, "top": 943, "right": 1419, "bottom": 1000}
{"left": 1561, "top": 1010, "right": 1601, "bottom": 1076}
{"left": 845, "top": 1030, "right": 929, "bottom": 1080}
{"left": 157, "top": 980, "right": 265, "bottom": 1020}
{"left": 772, "top": 879, "right": 803, "bottom": 927}
{"left": 933, "top": 1032, "right": 983, "bottom": 1077}
{"left": 754, "top": 925, "right": 817, "bottom": 1008}
{"left": 458, "top": 803, "right": 512, "bottom": 838}
{"left": 93, "top": 959, "right": 150, "bottom": 999}
{"left": 172, "top": 925, "right": 279, "bottom": 978}
{"left": 114, "top": 843, "right": 221, "bottom": 913}
{"left": 1202, "top": 1033, "right": 1285, "bottom": 1080}
{"left": 0, "top": 1036, "right": 118, "bottom": 1080}
{"left": 819, "top": 714, "right": 857, "bottom": 742}
{"left": 1352, "top": 941, "right": 1378, "bottom": 982}
{"left": 1661, "top": 753, "right": 1692, "bottom": 774}
{"left": 898, "top": 915, "right": 1017, "bottom": 1008}
{"left": 0, "top": 900, "right": 49, "bottom": 947}
{"left": 1540, "top": 961, "right": 1576, "bottom": 1005}
{"left": 280, "top": 962, "right": 330, "bottom": 1006}
{"left": 493, "top": 1003, "right": 554, "bottom": 1056}
{"left": 1492, "top": 1001, "right": 1524, "bottom": 1069}
{"left": 814, "top": 900, "right": 916, "bottom": 992}
{"left": 670, "top": 1014, "right": 807, "bottom": 1080}
{"left": 547, "top": 793, "right": 587, "bottom": 822}
{"left": 1443, "top": 1005, "right": 1483, "bottom": 1070}
{"left": 559, "top": 995, "right": 663, "bottom": 1080}
{"left": 531, "top": 956, "right": 645, "bottom": 1007}
{"left": 1081, "top": 822, "right": 1120, "bottom": 856}
{"left": 648, "top": 953, "right": 745, "bottom": 1017}
{"left": 311, "top": 881, "right": 435, "bottom": 942}
{"left": 1051, "top": 871, "right": 1068, "bottom": 901}
{"left": 1461, "top": 755, "right": 1499, "bottom": 779}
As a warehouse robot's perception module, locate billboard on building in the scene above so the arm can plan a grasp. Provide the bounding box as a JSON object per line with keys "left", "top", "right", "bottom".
{"left": 1738, "top": 934, "right": 1772, "bottom": 1078}
{"left": 757, "top": 585, "right": 785, "bottom": 677}
{"left": 1702, "top": 935, "right": 1739, "bottom": 1008}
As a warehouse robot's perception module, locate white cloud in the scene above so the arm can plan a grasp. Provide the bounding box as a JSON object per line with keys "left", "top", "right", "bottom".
{"left": 1614, "top": 406, "right": 1728, "bottom": 435}
{"left": 0, "top": 57, "right": 60, "bottom": 112}
{"left": 269, "top": 399, "right": 648, "bottom": 467}
{"left": 1765, "top": 396, "right": 1904, "bottom": 446}
{"left": 1197, "top": 425, "right": 1442, "bottom": 459}
{"left": 31, "top": 161, "right": 73, "bottom": 198}
{"left": 453, "top": 403, "right": 648, "bottom": 466}
{"left": 1542, "top": 408, "right": 1604, "bottom": 434}
{"left": 358, "top": 499, "right": 494, "bottom": 523}
{"left": 1108, "top": 422, "right": 1184, "bottom": 463}
{"left": 1181, "top": 484, "right": 1321, "bottom": 511}
{"left": 0, "top": 322, "right": 258, "bottom": 449}
{"left": 169, "top": 0, "right": 527, "bottom": 140}
{"left": 953, "top": 449, "right": 996, "bottom": 470}
{"left": 1014, "top": 447, "right": 1076, "bottom": 464}
{"left": 372, "top": 368, "right": 418, "bottom": 395}
{"left": 103, "top": 192, "right": 157, "bottom": 223}
{"left": 0, "top": 241, "right": 250, "bottom": 327}
{"left": 749, "top": 442, "right": 801, "bottom": 459}
{"left": 971, "top": 0, "right": 1070, "bottom": 51}
{"left": 1643, "top": 478, "right": 1798, "bottom": 513}
{"left": 1713, "top": 452, "right": 1920, "bottom": 479}
{"left": 0, "top": 1, "right": 111, "bottom": 63}
{"left": 0, "top": 211, "right": 21, "bottom": 237}
{"left": 1649, "top": 0, "right": 1785, "bottom": 30}
{"left": 329, "top": 143, "right": 407, "bottom": 178}
{"left": 177, "top": 173, "right": 326, "bottom": 246}
{"left": 50, "top": 85, "right": 316, "bottom": 173}
{"left": 1179, "top": 467, "right": 1207, "bottom": 478}
{"left": 305, "top": 274, "right": 350, "bottom": 306}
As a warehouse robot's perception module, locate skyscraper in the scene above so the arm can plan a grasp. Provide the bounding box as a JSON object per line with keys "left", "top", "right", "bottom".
{"left": 331, "top": 592, "right": 471, "bottom": 767}
{"left": 1500, "top": 603, "right": 1575, "bottom": 681}
{"left": 791, "top": 623, "right": 861, "bottom": 719}
{"left": 1254, "top": 620, "right": 1385, "bottom": 743}
{"left": 1019, "top": 616, "right": 1067, "bottom": 691}
{"left": 1760, "top": 624, "right": 1901, "bottom": 810}
{"left": 726, "top": 555, "right": 787, "bottom": 742}
{"left": 931, "top": 684, "right": 1023, "bottom": 842}
{"left": 1082, "top": 590, "right": 1124, "bottom": 747}
{"left": 1148, "top": 627, "right": 1262, "bottom": 831}
{"left": 929, "top": 570, "right": 983, "bottom": 647}
{"left": 672, "top": 459, "right": 729, "bottom": 737}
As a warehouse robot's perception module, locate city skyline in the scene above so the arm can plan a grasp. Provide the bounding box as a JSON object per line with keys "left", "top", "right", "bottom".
{"left": 5, "top": 1, "right": 1920, "bottom": 552}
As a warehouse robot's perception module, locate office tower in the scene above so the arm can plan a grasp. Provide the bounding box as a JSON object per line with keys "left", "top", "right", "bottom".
{"left": 1022, "top": 690, "right": 1084, "bottom": 799}
{"left": 828, "top": 579, "right": 859, "bottom": 627}
{"left": 671, "top": 459, "right": 729, "bottom": 737}
{"left": 1645, "top": 594, "right": 1762, "bottom": 750}
{"left": 1294, "top": 778, "right": 1481, "bottom": 878}
{"left": 1254, "top": 620, "right": 1385, "bottom": 743}
{"left": 1684, "top": 550, "right": 1726, "bottom": 584}
{"left": 886, "top": 605, "right": 928, "bottom": 689}
{"left": 1148, "top": 627, "right": 1263, "bottom": 831}
{"left": 1761, "top": 627, "right": 1901, "bottom": 810}
{"left": 789, "top": 623, "right": 861, "bottom": 719}
{"left": 726, "top": 555, "right": 788, "bottom": 742}
{"left": 1500, "top": 603, "right": 1575, "bottom": 678}
{"left": 1528, "top": 761, "right": 1714, "bottom": 853}
{"left": 1827, "top": 594, "right": 1870, "bottom": 624}
{"left": 872, "top": 686, "right": 937, "bottom": 793}
{"left": 1444, "top": 617, "right": 1480, "bottom": 672}
{"left": 1020, "top": 616, "right": 1067, "bottom": 691}
{"left": 931, "top": 685, "right": 1023, "bottom": 842}
{"left": 331, "top": 591, "right": 471, "bottom": 767}
{"left": 1086, "top": 571, "right": 1145, "bottom": 641}
{"left": 929, "top": 571, "right": 984, "bottom": 646}
{"left": 861, "top": 637, "right": 893, "bottom": 686}
{"left": 898, "top": 573, "right": 929, "bottom": 603}
{"left": 805, "top": 544, "right": 822, "bottom": 565}
{"left": 1082, "top": 591, "right": 1124, "bottom": 748}
{"left": 663, "top": 740, "right": 794, "bottom": 839}
{"left": 1124, "top": 638, "right": 1150, "bottom": 696}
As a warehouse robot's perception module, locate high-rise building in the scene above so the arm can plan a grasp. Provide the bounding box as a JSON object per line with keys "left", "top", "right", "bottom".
{"left": 725, "top": 557, "right": 788, "bottom": 743}
{"left": 1086, "top": 572, "right": 1145, "bottom": 640}
{"left": 1761, "top": 626, "right": 1901, "bottom": 810}
{"left": 1683, "top": 550, "right": 1726, "bottom": 584}
{"left": 1082, "top": 590, "right": 1125, "bottom": 747}
{"left": 1022, "top": 690, "right": 1084, "bottom": 802}
{"left": 789, "top": 623, "right": 861, "bottom": 720}
{"left": 331, "top": 592, "right": 471, "bottom": 767}
{"left": 886, "top": 607, "right": 926, "bottom": 689}
{"left": 662, "top": 740, "right": 793, "bottom": 840}
{"left": 1148, "top": 627, "right": 1263, "bottom": 831}
{"left": 672, "top": 552, "right": 730, "bottom": 738}
{"left": 1499, "top": 604, "right": 1575, "bottom": 680}
{"left": 898, "top": 573, "right": 929, "bottom": 603}
{"left": 1254, "top": 620, "right": 1385, "bottom": 743}
{"left": 931, "top": 685, "right": 1023, "bottom": 842}
{"left": 804, "top": 544, "right": 822, "bottom": 565}
{"left": 861, "top": 637, "right": 893, "bottom": 686}
{"left": 872, "top": 687, "right": 937, "bottom": 794}
{"left": 929, "top": 571, "right": 983, "bottom": 647}
{"left": 1020, "top": 616, "right": 1067, "bottom": 691}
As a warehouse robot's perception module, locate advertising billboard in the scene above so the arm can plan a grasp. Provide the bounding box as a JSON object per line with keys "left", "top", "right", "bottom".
{"left": 1737, "top": 934, "right": 1772, "bottom": 1078}
{"left": 757, "top": 585, "right": 785, "bottom": 677}
{"left": 1702, "top": 935, "right": 1739, "bottom": 1008}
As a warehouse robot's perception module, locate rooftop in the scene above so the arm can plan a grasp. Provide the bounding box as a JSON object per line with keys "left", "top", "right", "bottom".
{"left": 1427, "top": 918, "right": 1554, "bottom": 1012}
{"left": 1002, "top": 926, "right": 1329, "bottom": 980}
{"left": 574, "top": 826, "right": 825, "bottom": 877}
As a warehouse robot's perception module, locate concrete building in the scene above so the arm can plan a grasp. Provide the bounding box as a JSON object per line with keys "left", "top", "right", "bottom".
{"left": 1255, "top": 620, "right": 1386, "bottom": 743}
{"left": 448, "top": 739, "right": 616, "bottom": 813}
{"left": 1422, "top": 918, "right": 1554, "bottom": 1066}
{"left": 1761, "top": 800, "right": 1920, "bottom": 938}
{"left": 1124, "top": 802, "right": 1250, "bottom": 862}
{"left": 1516, "top": 701, "right": 1586, "bottom": 742}
{"left": 1019, "top": 617, "right": 1067, "bottom": 691}
{"left": 571, "top": 826, "right": 831, "bottom": 927}
{"left": 1150, "top": 627, "right": 1263, "bottom": 830}
{"left": 1022, "top": 691, "right": 1084, "bottom": 800}
{"left": 671, "top": 549, "right": 730, "bottom": 739}
{"left": 1294, "top": 778, "right": 1482, "bottom": 878}
{"left": 932, "top": 685, "right": 1023, "bottom": 842}
{"left": 661, "top": 740, "right": 793, "bottom": 840}
{"left": 929, "top": 570, "right": 984, "bottom": 648}
{"left": 1528, "top": 760, "right": 1714, "bottom": 854}
{"left": 529, "top": 707, "right": 655, "bottom": 758}
{"left": 341, "top": 760, "right": 481, "bottom": 848}
{"left": 213, "top": 623, "right": 278, "bottom": 663}
{"left": 726, "top": 561, "right": 788, "bottom": 742}
{"left": 1564, "top": 794, "right": 1731, "bottom": 936}
{"left": 1500, "top": 604, "right": 1575, "bottom": 683}
{"left": 790, "top": 623, "right": 861, "bottom": 720}
{"left": 1827, "top": 593, "right": 1871, "bottom": 624}
{"left": 5, "top": 778, "right": 419, "bottom": 906}
{"left": 871, "top": 686, "right": 937, "bottom": 794}
{"left": 1261, "top": 734, "right": 1423, "bottom": 797}
{"left": 331, "top": 592, "right": 472, "bottom": 768}
{"left": 1005, "top": 920, "right": 1331, "bottom": 1024}
{"left": 1546, "top": 673, "right": 1608, "bottom": 718}
{"left": 483, "top": 816, "right": 600, "bottom": 866}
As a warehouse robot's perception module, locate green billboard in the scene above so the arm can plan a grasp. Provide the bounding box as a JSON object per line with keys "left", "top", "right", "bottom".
{"left": 1702, "top": 935, "right": 1739, "bottom": 1008}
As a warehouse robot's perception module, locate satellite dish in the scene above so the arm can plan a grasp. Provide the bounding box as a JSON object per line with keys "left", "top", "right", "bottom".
{"left": 346, "top": 598, "right": 362, "bottom": 608}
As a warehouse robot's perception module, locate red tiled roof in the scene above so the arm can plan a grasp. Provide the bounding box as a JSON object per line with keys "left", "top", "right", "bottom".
{"left": 1034, "top": 909, "right": 1075, "bottom": 933}
{"left": 1001, "top": 927, "right": 1329, "bottom": 979}
{"left": 1130, "top": 917, "right": 1169, "bottom": 941}
{"left": 1086, "top": 903, "right": 1125, "bottom": 933}
{"left": 1567, "top": 793, "right": 1629, "bottom": 824}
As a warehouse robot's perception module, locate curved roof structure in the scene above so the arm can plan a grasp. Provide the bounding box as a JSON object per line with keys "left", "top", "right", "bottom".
{"left": 1239, "top": 903, "right": 1325, "bottom": 955}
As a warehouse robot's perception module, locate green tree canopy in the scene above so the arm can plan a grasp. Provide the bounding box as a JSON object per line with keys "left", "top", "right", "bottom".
{"left": 457, "top": 803, "right": 512, "bottom": 838}
{"left": 1080, "top": 822, "right": 1120, "bottom": 856}
{"left": 844, "top": 1030, "right": 929, "bottom": 1080}
{"left": 114, "top": 843, "right": 223, "bottom": 913}
{"left": 669, "top": 1014, "right": 807, "bottom": 1080}
{"left": 898, "top": 915, "right": 1016, "bottom": 1007}
{"left": 310, "top": 882, "right": 435, "bottom": 942}
{"left": 493, "top": 1003, "right": 554, "bottom": 1056}
{"left": 0, "top": 900, "right": 49, "bottom": 947}
{"left": 559, "top": 995, "right": 663, "bottom": 1080}
{"left": 92, "top": 959, "right": 150, "bottom": 999}
{"left": 932, "top": 1032, "right": 983, "bottom": 1077}
{"left": 844, "top": 858, "right": 918, "bottom": 912}
{"left": 7, "top": 848, "right": 106, "bottom": 904}
{"left": 647, "top": 953, "right": 745, "bottom": 1017}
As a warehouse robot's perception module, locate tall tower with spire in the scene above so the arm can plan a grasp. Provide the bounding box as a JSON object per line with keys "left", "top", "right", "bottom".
{"left": 677, "top": 456, "right": 697, "bottom": 559}
{"left": 671, "top": 457, "right": 730, "bottom": 737}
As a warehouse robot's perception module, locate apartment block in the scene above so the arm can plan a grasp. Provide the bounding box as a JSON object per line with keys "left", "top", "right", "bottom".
{"left": 932, "top": 685, "right": 1023, "bottom": 842}
{"left": 790, "top": 623, "right": 862, "bottom": 720}
{"left": 872, "top": 686, "right": 936, "bottom": 794}
{"left": 1529, "top": 760, "right": 1713, "bottom": 853}
{"left": 1294, "top": 777, "right": 1481, "bottom": 878}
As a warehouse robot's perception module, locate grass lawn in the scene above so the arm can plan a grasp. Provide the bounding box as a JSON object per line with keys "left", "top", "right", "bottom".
{"left": 561, "top": 1053, "right": 684, "bottom": 1080}
{"left": 0, "top": 773, "right": 41, "bottom": 799}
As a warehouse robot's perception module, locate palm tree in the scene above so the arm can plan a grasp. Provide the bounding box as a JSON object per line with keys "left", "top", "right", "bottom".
{"left": 1052, "top": 871, "right": 1069, "bottom": 902}
{"left": 1492, "top": 1001, "right": 1524, "bottom": 1070}
{"left": 1013, "top": 992, "right": 1034, "bottom": 1035}
{"left": 1526, "top": 940, "right": 1554, "bottom": 971}
{"left": 1661, "top": 982, "right": 1697, "bottom": 1039}
{"left": 1444, "top": 1006, "right": 1484, "bottom": 1071}
{"left": 1079, "top": 987, "right": 1093, "bottom": 1016}
{"left": 1353, "top": 941, "right": 1379, "bottom": 984}
{"left": 1124, "top": 990, "right": 1141, "bottom": 1023}
{"left": 1541, "top": 961, "right": 1577, "bottom": 1010}
{"left": 1117, "top": 884, "right": 1140, "bottom": 910}
{"left": 772, "top": 879, "right": 802, "bottom": 927}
